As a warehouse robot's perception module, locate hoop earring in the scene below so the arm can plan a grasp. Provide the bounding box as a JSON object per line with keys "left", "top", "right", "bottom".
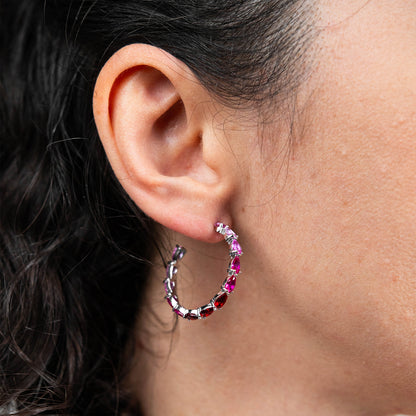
{"left": 163, "top": 222, "right": 243, "bottom": 320}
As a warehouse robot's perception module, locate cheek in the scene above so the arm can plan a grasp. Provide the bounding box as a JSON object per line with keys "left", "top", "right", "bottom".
{"left": 288, "top": 127, "right": 416, "bottom": 325}
{"left": 254, "top": 111, "right": 416, "bottom": 402}
{"left": 266, "top": 78, "right": 416, "bottom": 386}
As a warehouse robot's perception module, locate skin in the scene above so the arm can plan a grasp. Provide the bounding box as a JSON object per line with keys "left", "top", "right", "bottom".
{"left": 93, "top": 1, "right": 416, "bottom": 415}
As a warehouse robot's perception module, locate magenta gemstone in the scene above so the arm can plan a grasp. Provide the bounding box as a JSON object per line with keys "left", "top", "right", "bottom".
{"left": 174, "top": 309, "right": 184, "bottom": 317}
{"left": 231, "top": 239, "right": 242, "bottom": 255}
{"left": 231, "top": 257, "right": 240, "bottom": 274}
{"left": 214, "top": 292, "right": 228, "bottom": 309}
{"left": 200, "top": 305, "right": 214, "bottom": 318}
{"left": 224, "top": 275, "right": 236, "bottom": 293}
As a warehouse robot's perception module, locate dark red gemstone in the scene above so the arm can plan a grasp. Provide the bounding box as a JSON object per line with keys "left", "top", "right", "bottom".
{"left": 200, "top": 305, "right": 214, "bottom": 318}
{"left": 214, "top": 292, "right": 228, "bottom": 309}
{"left": 185, "top": 312, "right": 199, "bottom": 320}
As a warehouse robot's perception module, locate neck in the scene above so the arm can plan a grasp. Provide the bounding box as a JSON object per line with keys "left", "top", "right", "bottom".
{"left": 126, "top": 239, "right": 396, "bottom": 416}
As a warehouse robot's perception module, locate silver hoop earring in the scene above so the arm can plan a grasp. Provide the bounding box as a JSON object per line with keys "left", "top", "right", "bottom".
{"left": 163, "top": 222, "right": 243, "bottom": 320}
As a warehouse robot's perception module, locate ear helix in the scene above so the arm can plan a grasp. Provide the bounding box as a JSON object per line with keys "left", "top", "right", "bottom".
{"left": 163, "top": 222, "right": 243, "bottom": 320}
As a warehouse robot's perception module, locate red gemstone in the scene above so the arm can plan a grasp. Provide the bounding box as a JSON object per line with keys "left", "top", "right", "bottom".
{"left": 214, "top": 292, "right": 228, "bottom": 309}
{"left": 200, "top": 305, "right": 214, "bottom": 318}
{"left": 185, "top": 311, "right": 199, "bottom": 320}
{"left": 231, "top": 257, "right": 240, "bottom": 274}
{"left": 224, "top": 275, "right": 236, "bottom": 293}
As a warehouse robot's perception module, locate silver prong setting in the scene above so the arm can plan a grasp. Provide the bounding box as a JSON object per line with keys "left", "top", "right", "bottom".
{"left": 163, "top": 222, "right": 242, "bottom": 321}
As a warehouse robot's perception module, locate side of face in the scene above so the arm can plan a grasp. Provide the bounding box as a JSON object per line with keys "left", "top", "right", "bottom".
{"left": 238, "top": 0, "right": 416, "bottom": 410}
{"left": 92, "top": 1, "right": 416, "bottom": 412}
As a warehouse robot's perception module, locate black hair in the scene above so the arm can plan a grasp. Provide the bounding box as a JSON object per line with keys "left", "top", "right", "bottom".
{"left": 0, "top": 1, "right": 314, "bottom": 414}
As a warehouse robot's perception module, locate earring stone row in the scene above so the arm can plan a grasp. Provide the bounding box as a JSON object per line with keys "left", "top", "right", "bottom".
{"left": 163, "top": 222, "right": 243, "bottom": 320}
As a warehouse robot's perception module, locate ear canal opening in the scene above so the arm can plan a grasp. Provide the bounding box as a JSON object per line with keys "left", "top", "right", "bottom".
{"left": 152, "top": 99, "right": 186, "bottom": 142}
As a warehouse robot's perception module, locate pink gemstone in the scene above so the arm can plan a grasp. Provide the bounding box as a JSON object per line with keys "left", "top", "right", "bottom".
{"left": 200, "top": 305, "right": 214, "bottom": 318}
{"left": 231, "top": 257, "right": 240, "bottom": 274}
{"left": 224, "top": 275, "right": 236, "bottom": 293}
{"left": 231, "top": 239, "right": 242, "bottom": 255}
{"left": 214, "top": 292, "right": 228, "bottom": 309}
{"left": 225, "top": 227, "right": 234, "bottom": 237}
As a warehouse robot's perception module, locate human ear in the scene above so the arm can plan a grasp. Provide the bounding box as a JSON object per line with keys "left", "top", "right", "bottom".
{"left": 93, "top": 44, "right": 234, "bottom": 242}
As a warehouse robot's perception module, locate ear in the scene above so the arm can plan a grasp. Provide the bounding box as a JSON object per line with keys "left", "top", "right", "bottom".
{"left": 93, "top": 44, "right": 235, "bottom": 242}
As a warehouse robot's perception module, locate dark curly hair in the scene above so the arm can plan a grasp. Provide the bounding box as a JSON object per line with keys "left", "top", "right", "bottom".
{"left": 0, "top": 1, "right": 314, "bottom": 414}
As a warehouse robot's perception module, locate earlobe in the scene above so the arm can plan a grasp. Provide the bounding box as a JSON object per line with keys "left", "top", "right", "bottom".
{"left": 93, "top": 44, "right": 234, "bottom": 242}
